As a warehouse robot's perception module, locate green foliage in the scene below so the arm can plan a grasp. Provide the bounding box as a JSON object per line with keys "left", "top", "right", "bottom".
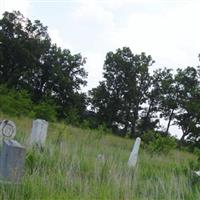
{"left": 89, "top": 47, "right": 154, "bottom": 137}
{"left": 64, "top": 107, "right": 81, "bottom": 125}
{"left": 1, "top": 11, "right": 200, "bottom": 147}
{"left": 148, "top": 135, "right": 176, "bottom": 154}
{"left": 33, "top": 100, "right": 57, "bottom": 122}
{"left": 0, "top": 85, "right": 58, "bottom": 121}
{"left": 95, "top": 124, "right": 110, "bottom": 139}
{"left": 0, "top": 11, "right": 88, "bottom": 120}
{"left": 142, "top": 130, "right": 177, "bottom": 154}
{"left": 193, "top": 148, "right": 200, "bottom": 164}
{"left": 0, "top": 85, "right": 34, "bottom": 117}
{"left": 25, "top": 149, "right": 41, "bottom": 174}
{"left": 80, "top": 120, "right": 92, "bottom": 129}
{"left": 174, "top": 67, "right": 200, "bottom": 144}
{"left": 0, "top": 11, "right": 51, "bottom": 89}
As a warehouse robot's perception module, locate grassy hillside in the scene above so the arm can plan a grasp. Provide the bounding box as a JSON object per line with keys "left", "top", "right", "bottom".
{"left": 0, "top": 113, "right": 199, "bottom": 200}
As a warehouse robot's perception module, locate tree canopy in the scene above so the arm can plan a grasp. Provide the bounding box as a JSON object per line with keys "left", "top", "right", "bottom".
{"left": 89, "top": 47, "right": 154, "bottom": 137}
{"left": 1, "top": 11, "right": 200, "bottom": 147}
{"left": 0, "top": 11, "right": 88, "bottom": 120}
{"left": 89, "top": 48, "right": 200, "bottom": 146}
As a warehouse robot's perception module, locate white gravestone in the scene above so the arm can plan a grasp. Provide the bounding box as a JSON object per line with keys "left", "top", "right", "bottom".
{"left": 30, "top": 119, "right": 48, "bottom": 146}
{"left": 0, "top": 140, "right": 26, "bottom": 183}
{"left": 128, "top": 137, "right": 141, "bottom": 167}
{"left": 0, "top": 120, "right": 16, "bottom": 139}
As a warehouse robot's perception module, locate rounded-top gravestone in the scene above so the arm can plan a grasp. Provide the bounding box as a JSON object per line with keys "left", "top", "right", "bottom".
{"left": 0, "top": 120, "right": 16, "bottom": 139}
{"left": 30, "top": 119, "right": 48, "bottom": 146}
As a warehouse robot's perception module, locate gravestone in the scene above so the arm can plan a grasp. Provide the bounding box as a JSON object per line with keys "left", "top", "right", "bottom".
{"left": 0, "top": 120, "right": 16, "bottom": 139}
{"left": 0, "top": 140, "right": 26, "bottom": 183}
{"left": 128, "top": 137, "right": 141, "bottom": 167}
{"left": 30, "top": 119, "right": 48, "bottom": 146}
{"left": 96, "top": 154, "right": 105, "bottom": 162}
{"left": 194, "top": 171, "right": 200, "bottom": 177}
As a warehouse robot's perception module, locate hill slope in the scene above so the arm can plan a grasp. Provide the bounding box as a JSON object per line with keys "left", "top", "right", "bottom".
{"left": 0, "top": 113, "right": 199, "bottom": 200}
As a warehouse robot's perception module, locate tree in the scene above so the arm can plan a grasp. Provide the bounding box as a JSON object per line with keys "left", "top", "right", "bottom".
{"left": 89, "top": 81, "right": 121, "bottom": 130}
{"left": 156, "top": 68, "right": 179, "bottom": 134}
{"left": 0, "top": 11, "right": 51, "bottom": 90}
{"left": 139, "top": 68, "right": 166, "bottom": 133}
{"left": 173, "top": 67, "right": 200, "bottom": 146}
{"left": 0, "top": 11, "right": 88, "bottom": 120}
{"left": 34, "top": 44, "right": 88, "bottom": 118}
{"left": 89, "top": 47, "right": 154, "bottom": 137}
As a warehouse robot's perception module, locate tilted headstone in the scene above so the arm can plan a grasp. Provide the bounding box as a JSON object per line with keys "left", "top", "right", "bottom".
{"left": 0, "top": 120, "right": 16, "bottom": 139}
{"left": 0, "top": 140, "right": 26, "bottom": 183}
{"left": 30, "top": 119, "right": 48, "bottom": 146}
{"left": 128, "top": 137, "right": 141, "bottom": 167}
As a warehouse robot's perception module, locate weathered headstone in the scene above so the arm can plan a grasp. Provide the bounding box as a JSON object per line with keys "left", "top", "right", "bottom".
{"left": 30, "top": 119, "right": 48, "bottom": 146}
{"left": 0, "top": 120, "right": 16, "bottom": 139}
{"left": 0, "top": 140, "right": 26, "bottom": 183}
{"left": 128, "top": 137, "right": 141, "bottom": 167}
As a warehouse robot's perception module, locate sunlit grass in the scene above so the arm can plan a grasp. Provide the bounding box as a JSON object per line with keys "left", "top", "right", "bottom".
{"left": 0, "top": 113, "right": 199, "bottom": 199}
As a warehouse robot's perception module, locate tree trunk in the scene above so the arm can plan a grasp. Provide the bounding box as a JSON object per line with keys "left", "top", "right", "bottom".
{"left": 122, "top": 122, "right": 128, "bottom": 137}
{"left": 165, "top": 109, "right": 174, "bottom": 134}
{"left": 131, "top": 104, "right": 139, "bottom": 138}
{"left": 178, "top": 130, "right": 187, "bottom": 148}
{"left": 123, "top": 102, "right": 131, "bottom": 136}
{"left": 142, "top": 100, "right": 153, "bottom": 134}
{"left": 131, "top": 122, "right": 136, "bottom": 138}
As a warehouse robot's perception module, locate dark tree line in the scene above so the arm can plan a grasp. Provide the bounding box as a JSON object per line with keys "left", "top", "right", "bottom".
{"left": 0, "top": 11, "right": 87, "bottom": 120}
{"left": 0, "top": 11, "right": 200, "bottom": 147}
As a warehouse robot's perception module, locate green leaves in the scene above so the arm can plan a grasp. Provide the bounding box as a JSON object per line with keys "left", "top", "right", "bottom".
{"left": 90, "top": 47, "right": 153, "bottom": 137}
{"left": 0, "top": 11, "right": 87, "bottom": 121}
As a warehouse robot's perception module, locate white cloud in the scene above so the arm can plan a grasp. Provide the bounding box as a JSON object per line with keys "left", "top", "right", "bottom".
{"left": 67, "top": 0, "right": 115, "bottom": 52}
{"left": 49, "top": 28, "right": 72, "bottom": 49}
{"left": 82, "top": 52, "right": 104, "bottom": 92}
{"left": 66, "top": 0, "right": 200, "bottom": 72}
{"left": 0, "top": 0, "right": 30, "bottom": 17}
{"left": 72, "top": 1, "right": 114, "bottom": 27}
{"left": 111, "top": 1, "right": 200, "bottom": 69}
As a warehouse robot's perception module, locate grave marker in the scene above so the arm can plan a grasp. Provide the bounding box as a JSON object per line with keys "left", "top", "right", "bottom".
{"left": 0, "top": 140, "right": 26, "bottom": 183}
{"left": 128, "top": 137, "right": 141, "bottom": 167}
{"left": 0, "top": 120, "right": 16, "bottom": 139}
{"left": 30, "top": 119, "right": 48, "bottom": 146}
{"left": 194, "top": 171, "right": 200, "bottom": 177}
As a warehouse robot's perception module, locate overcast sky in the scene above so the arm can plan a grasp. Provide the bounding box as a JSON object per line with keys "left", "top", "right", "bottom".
{"left": 1, "top": 0, "right": 200, "bottom": 138}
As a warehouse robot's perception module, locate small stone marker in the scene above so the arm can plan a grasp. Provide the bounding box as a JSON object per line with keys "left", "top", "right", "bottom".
{"left": 0, "top": 140, "right": 26, "bottom": 183}
{"left": 194, "top": 171, "right": 200, "bottom": 177}
{"left": 128, "top": 137, "right": 141, "bottom": 167}
{"left": 30, "top": 119, "right": 48, "bottom": 146}
{"left": 96, "top": 154, "right": 105, "bottom": 162}
{"left": 0, "top": 120, "right": 16, "bottom": 139}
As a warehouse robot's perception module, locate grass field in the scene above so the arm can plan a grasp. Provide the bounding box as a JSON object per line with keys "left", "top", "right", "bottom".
{"left": 0, "top": 113, "right": 199, "bottom": 200}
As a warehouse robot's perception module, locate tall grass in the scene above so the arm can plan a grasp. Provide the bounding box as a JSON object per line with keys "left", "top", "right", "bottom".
{"left": 0, "top": 113, "right": 199, "bottom": 199}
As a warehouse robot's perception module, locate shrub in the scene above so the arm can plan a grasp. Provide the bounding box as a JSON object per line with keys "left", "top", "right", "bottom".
{"left": 193, "top": 148, "right": 200, "bottom": 163}
{"left": 95, "top": 124, "right": 110, "bottom": 139}
{"left": 33, "top": 100, "right": 57, "bottom": 122}
{"left": 64, "top": 108, "right": 81, "bottom": 126}
{"left": 80, "top": 120, "right": 91, "bottom": 129}
{"left": 0, "top": 85, "right": 58, "bottom": 121}
{"left": 142, "top": 130, "right": 177, "bottom": 154}
{"left": 0, "top": 85, "right": 34, "bottom": 117}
